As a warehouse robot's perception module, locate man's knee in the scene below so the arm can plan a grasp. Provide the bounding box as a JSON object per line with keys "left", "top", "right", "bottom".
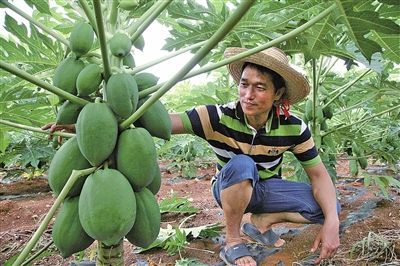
{"left": 220, "top": 154, "right": 258, "bottom": 182}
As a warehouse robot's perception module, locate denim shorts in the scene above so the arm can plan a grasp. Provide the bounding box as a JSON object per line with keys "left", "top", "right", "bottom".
{"left": 211, "top": 154, "right": 341, "bottom": 224}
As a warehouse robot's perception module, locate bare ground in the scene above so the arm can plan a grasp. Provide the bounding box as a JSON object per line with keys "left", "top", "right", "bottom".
{"left": 1, "top": 158, "right": 399, "bottom": 266}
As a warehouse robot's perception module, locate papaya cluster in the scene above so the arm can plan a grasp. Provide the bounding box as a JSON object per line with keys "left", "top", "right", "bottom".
{"left": 347, "top": 141, "right": 368, "bottom": 176}
{"left": 302, "top": 87, "right": 338, "bottom": 166}
{"left": 49, "top": 20, "right": 171, "bottom": 258}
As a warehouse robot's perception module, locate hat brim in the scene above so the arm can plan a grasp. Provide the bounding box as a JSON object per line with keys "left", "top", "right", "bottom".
{"left": 224, "top": 47, "right": 310, "bottom": 105}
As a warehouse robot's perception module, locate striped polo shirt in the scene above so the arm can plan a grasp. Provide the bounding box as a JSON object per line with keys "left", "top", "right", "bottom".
{"left": 179, "top": 101, "right": 321, "bottom": 179}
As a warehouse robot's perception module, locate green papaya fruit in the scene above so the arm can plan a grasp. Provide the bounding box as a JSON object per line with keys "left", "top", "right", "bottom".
{"left": 125, "top": 188, "right": 160, "bottom": 248}
{"left": 305, "top": 99, "right": 313, "bottom": 122}
{"left": 51, "top": 136, "right": 59, "bottom": 149}
{"left": 76, "top": 64, "right": 103, "bottom": 96}
{"left": 137, "top": 97, "right": 172, "bottom": 140}
{"left": 117, "top": 128, "right": 157, "bottom": 191}
{"left": 119, "top": 0, "right": 140, "bottom": 11}
{"left": 147, "top": 163, "right": 161, "bottom": 195}
{"left": 109, "top": 32, "right": 132, "bottom": 57}
{"left": 134, "top": 72, "right": 159, "bottom": 91}
{"left": 315, "top": 106, "right": 324, "bottom": 123}
{"left": 323, "top": 104, "right": 334, "bottom": 119}
{"left": 69, "top": 22, "right": 94, "bottom": 57}
{"left": 349, "top": 159, "right": 359, "bottom": 176}
{"left": 79, "top": 169, "right": 136, "bottom": 246}
{"left": 53, "top": 57, "right": 85, "bottom": 95}
{"left": 301, "top": 113, "right": 309, "bottom": 125}
{"left": 351, "top": 142, "right": 362, "bottom": 157}
{"left": 56, "top": 100, "right": 82, "bottom": 125}
{"left": 76, "top": 102, "right": 118, "bottom": 166}
{"left": 123, "top": 53, "right": 136, "bottom": 69}
{"left": 357, "top": 157, "right": 368, "bottom": 170}
{"left": 105, "top": 73, "right": 138, "bottom": 118}
{"left": 47, "top": 136, "right": 91, "bottom": 197}
{"left": 320, "top": 120, "right": 328, "bottom": 131}
{"left": 133, "top": 34, "right": 145, "bottom": 51}
{"left": 52, "top": 196, "right": 94, "bottom": 258}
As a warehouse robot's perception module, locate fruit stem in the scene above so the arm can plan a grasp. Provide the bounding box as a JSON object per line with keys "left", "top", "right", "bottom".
{"left": 93, "top": 0, "right": 112, "bottom": 81}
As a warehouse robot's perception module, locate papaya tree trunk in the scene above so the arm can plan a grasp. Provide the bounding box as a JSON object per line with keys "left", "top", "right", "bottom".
{"left": 96, "top": 240, "right": 124, "bottom": 266}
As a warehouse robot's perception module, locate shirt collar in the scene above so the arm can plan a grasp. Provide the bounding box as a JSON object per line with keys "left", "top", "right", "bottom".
{"left": 234, "top": 101, "right": 279, "bottom": 133}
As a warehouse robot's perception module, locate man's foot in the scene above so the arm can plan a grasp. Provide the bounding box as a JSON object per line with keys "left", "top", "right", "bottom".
{"left": 220, "top": 240, "right": 256, "bottom": 266}
{"left": 248, "top": 215, "right": 286, "bottom": 248}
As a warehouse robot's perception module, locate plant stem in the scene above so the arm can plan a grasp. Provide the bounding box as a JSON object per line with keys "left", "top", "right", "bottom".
{"left": 130, "top": 40, "right": 207, "bottom": 75}
{"left": 335, "top": 93, "right": 378, "bottom": 115}
{"left": 12, "top": 167, "right": 97, "bottom": 266}
{"left": 322, "top": 69, "right": 372, "bottom": 109}
{"left": 129, "top": 0, "right": 173, "bottom": 44}
{"left": 121, "top": 0, "right": 256, "bottom": 129}
{"left": 21, "top": 240, "right": 53, "bottom": 266}
{"left": 93, "top": 0, "right": 112, "bottom": 81}
{"left": 139, "top": 4, "right": 337, "bottom": 98}
{"left": 78, "top": 0, "right": 98, "bottom": 35}
{"left": 108, "top": 0, "right": 119, "bottom": 30}
{"left": 312, "top": 58, "right": 318, "bottom": 132}
{"left": 323, "top": 104, "right": 400, "bottom": 136}
{"left": 0, "top": 60, "right": 89, "bottom": 106}
{"left": 2, "top": 1, "right": 69, "bottom": 47}
{"left": 97, "top": 240, "right": 124, "bottom": 266}
{"left": 126, "top": 0, "right": 167, "bottom": 37}
{"left": 0, "top": 119, "right": 75, "bottom": 138}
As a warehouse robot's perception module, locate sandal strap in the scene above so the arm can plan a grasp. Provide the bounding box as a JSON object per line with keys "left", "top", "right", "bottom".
{"left": 225, "top": 243, "right": 252, "bottom": 262}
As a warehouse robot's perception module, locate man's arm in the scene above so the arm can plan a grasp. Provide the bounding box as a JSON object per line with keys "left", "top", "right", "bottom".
{"left": 305, "top": 162, "right": 340, "bottom": 264}
{"left": 170, "top": 113, "right": 188, "bottom": 134}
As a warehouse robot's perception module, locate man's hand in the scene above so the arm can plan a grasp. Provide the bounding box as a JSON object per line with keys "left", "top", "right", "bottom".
{"left": 41, "top": 123, "right": 76, "bottom": 144}
{"left": 311, "top": 218, "right": 340, "bottom": 264}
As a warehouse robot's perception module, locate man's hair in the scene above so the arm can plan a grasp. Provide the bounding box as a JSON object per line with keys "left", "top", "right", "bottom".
{"left": 241, "top": 62, "right": 286, "bottom": 92}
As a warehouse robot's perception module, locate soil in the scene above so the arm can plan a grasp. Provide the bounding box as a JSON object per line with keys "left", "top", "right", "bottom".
{"left": 1, "top": 157, "right": 399, "bottom": 266}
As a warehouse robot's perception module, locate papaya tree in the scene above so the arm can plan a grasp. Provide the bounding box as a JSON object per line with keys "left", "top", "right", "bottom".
{"left": 0, "top": 0, "right": 398, "bottom": 265}
{"left": 0, "top": 0, "right": 264, "bottom": 265}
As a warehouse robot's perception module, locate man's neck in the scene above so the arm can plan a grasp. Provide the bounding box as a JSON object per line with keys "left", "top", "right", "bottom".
{"left": 245, "top": 111, "right": 270, "bottom": 130}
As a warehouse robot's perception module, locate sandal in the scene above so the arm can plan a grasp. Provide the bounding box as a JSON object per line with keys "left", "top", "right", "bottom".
{"left": 219, "top": 242, "right": 253, "bottom": 266}
{"left": 241, "top": 223, "right": 282, "bottom": 246}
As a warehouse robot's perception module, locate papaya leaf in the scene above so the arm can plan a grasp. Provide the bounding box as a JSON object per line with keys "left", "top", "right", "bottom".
{"left": 334, "top": 0, "right": 400, "bottom": 62}
{"left": 0, "top": 130, "right": 11, "bottom": 154}
{"left": 25, "top": 0, "right": 51, "bottom": 15}
{"left": 175, "top": 258, "right": 208, "bottom": 266}
{"left": 134, "top": 223, "right": 222, "bottom": 254}
{"left": 159, "top": 193, "right": 199, "bottom": 214}
{"left": 369, "top": 31, "right": 400, "bottom": 63}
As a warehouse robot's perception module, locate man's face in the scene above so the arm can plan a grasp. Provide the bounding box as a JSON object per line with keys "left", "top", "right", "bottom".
{"left": 239, "top": 65, "right": 281, "bottom": 122}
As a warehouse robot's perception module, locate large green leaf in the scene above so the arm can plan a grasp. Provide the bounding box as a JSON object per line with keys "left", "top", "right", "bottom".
{"left": 334, "top": 0, "right": 400, "bottom": 62}
{"left": 369, "top": 30, "right": 400, "bottom": 63}
{"left": 25, "top": 0, "right": 51, "bottom": 15}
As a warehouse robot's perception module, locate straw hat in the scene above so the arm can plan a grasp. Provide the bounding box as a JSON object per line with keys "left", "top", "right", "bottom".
{"left": 224, "top": 47, "right": 310, "bottom": 105}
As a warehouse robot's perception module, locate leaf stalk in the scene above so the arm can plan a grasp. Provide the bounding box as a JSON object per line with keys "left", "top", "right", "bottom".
{"left": 11, "top": 167, "right": 97, "bottom": 266}
{"left": 0, "top": 60, "right": 89, "bottom": 106}
{"left": 130, "top": 40, "right": 207, "bottom": 75}
{"left": 139, "top": 4, "right": 337, "bottom": 98}
{"left": 120, "top": 0, "right": 256, "bottom": 129}
{"left": 1, "top": 0, "right": 69, "bottom": 47}
{"left": 0, "top": 119, "right": 75, "bottom": 138}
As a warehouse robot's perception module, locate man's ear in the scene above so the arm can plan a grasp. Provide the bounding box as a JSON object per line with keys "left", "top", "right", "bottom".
{"left": 274, "top": 87, "right": 285, "bottom": 100}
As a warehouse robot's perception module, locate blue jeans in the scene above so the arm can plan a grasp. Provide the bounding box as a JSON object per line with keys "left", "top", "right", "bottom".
{"left": 211, "top": 155, "right": 340, "bottom": 224}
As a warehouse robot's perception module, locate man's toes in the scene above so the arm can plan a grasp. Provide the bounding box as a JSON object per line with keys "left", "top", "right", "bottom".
{"left": 274, "top": 238, "right": 286, "bottom": 248}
